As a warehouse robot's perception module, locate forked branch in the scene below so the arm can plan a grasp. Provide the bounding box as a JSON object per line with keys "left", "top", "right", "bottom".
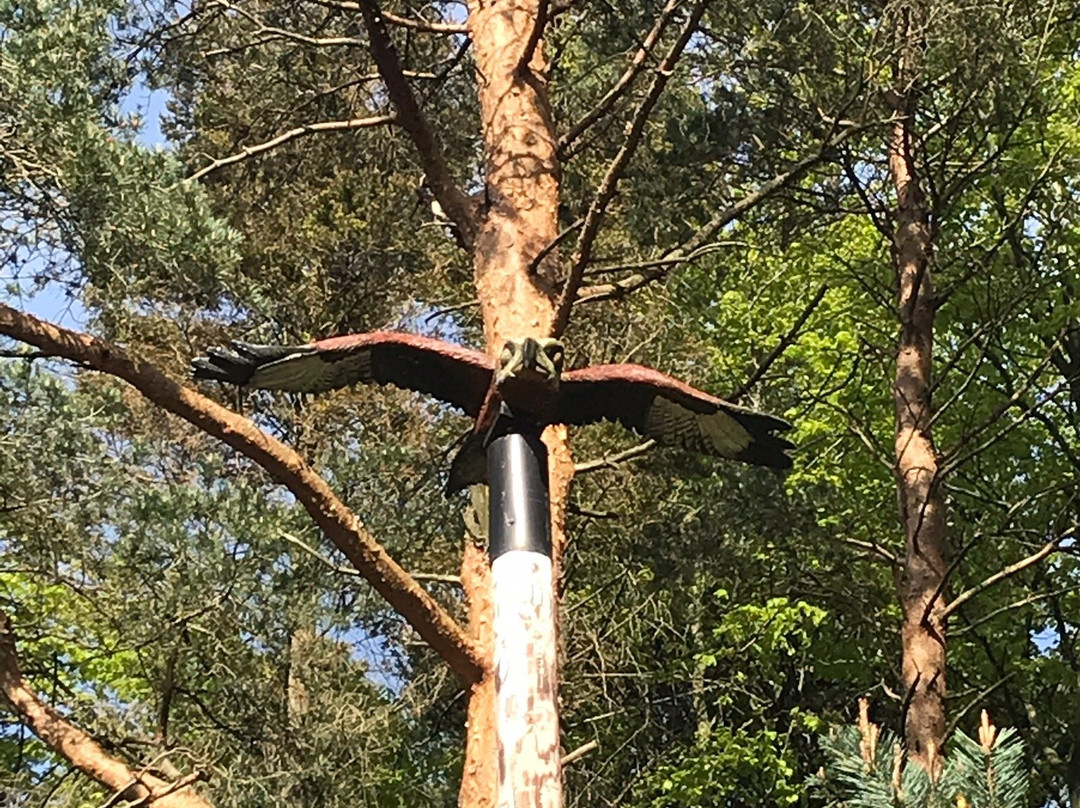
{"left": 557, "top": 0, "right": 681, "bottom": 158}
{"left": 356, "top": 0, "right": 478, "bottom": 248}
{"left": 571, "top": 121, "right": 873, "bottom": 306}
{"left": 941, "top": 536, "right": 1067, "bottom": 620}
{"left": 187, "top": 116, "right": 395, "bottom": 183}
{"left": 313, "top": 0, "right": 469, "bottom": 32}
{"left": 553, "top": 0, "right": 711, "bottom": 335}
{"left": 0, "top": 305, "right": 484, "bottom": 685}
{"left": 0, "top": 611, "right": 213, "bottom": 808}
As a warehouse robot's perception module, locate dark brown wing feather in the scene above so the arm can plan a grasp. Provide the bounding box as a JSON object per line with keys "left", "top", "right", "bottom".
{"left": 557, "top": 364, "right": 794, "bottom": 469}
{"left": 192, "top": 331, "right": 495, "bottom": 417}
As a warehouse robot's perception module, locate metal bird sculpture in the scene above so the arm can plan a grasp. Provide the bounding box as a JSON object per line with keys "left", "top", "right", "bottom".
{"left": 192, "top": 332, "right": 794, "bottom": 491}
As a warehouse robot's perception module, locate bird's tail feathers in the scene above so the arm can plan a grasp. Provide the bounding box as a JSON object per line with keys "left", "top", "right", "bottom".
{"left": 445, "top": 431, "right": 488, "bottom": 495}
{"left": 724, "top": 405, "right": 795, "bottom": 470}
{"left": 191, "top": 341, "right": 312, "bottom": 386}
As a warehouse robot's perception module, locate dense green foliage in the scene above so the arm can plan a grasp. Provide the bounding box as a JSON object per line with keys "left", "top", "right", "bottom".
{"left": 3, "top": 0, "right": 1080, "bottom": 806}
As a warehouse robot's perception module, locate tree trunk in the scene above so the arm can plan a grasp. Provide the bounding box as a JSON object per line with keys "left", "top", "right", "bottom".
{"left": 459, "top": 1, "right": 570, "bottom": 804}
{"left": 888, "top": 97, "right": 948, "bottom": 776}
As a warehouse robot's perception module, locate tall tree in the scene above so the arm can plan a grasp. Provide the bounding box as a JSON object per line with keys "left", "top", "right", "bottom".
{"left": 5, "top": 0, "right": 1080, "bottom": 806}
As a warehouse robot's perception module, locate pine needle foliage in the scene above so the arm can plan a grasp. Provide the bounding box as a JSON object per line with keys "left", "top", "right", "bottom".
{"left": 817, "top": 708, "right": 1027, "bottom": 808}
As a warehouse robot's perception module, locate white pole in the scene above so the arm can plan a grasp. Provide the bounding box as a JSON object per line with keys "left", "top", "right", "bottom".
{"left": 487, "top": 427, "right": 561, "bottom": 808}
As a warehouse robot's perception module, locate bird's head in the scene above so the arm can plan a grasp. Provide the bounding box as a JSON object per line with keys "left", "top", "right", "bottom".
{"left": 495, "top": 337, "right": 565, "bottom": 389}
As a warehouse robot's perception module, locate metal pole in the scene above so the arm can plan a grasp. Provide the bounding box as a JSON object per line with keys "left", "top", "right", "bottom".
{"left": 487, "top": 413, "right": 561, "bottom": 808}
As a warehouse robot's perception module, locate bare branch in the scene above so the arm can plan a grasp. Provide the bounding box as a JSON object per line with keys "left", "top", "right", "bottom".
{"left": 558, "top": 0, "right": 681, "bottom": 158}
{"left": 381, "top": 10, "right": 468, "bottom": 33}
{"left": 515, "top": 0, "right": 550, "bottom": 76}
{"left": 561, "top": 740, "right": 599, "bottom": 766}
{"left": 945, "top": 672, "right": 1017, "bottom": 738}
{"left": 730, "top": 283, "right": 829, "bottom": 400}
{"left": 187, "top": 116, "right": 395, "bottom": 183}
{"left": 952, "top": 584, "right": 1080, "bottom": 637}
{"left": 841, "top": 537, "right": 899, "bottom": 567}
{"left": 0, "top": 612, "right": 213, "bottom": 808}
{"left": 312, "top": 0, "right": 469, "bottom": 33}
{"left": 574, "top": 440, "right": 655, "bottom": 474}
{"left": 553, "top": 0, "right": 711, "bottom": 335}
{"left": 0, "top": 305, "right": 484, "bottom": 685}
{"left": 205, "top": 1, "right": 366, "bottom": 50}
{"left": 528, "top": 217, "right": 584, "bottom": 275}
{"left": 572, "top": 122, "right": 874, "bottom": 307}
{"left": 941, "top": 536, "right": 1067, "bottom": 620}
{"left": 356, "top": 0, "right": 478, "bottom": 249}
{"left": 282, "top": 531, "right": 461, "bottom": 585}
{"left": 941, "top": 347, "right": 1064, "bottom": 475}
{"left": 0, "top": 348, "right": 51, "bottom": 360}
{"left": 578, "top": 241, "right": 738, "bottom": 277}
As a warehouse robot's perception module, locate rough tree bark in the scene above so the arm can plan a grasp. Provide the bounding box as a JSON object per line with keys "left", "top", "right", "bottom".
{"left": 459, "top": 0, "right": 572, "bottom": 804}
{"left": 887, "top": 23, "right": 948, "bottom": 772}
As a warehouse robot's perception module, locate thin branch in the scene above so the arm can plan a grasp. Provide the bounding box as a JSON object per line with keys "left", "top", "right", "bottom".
{"left": 423, "top": 298, "right": 481, "bottom": 323}
{"left": 553, "top": 0, "right": 711, "bottom": 335}
{"left": 561, "top": 740, "right": 599, "bottom": 766}
{"left": 568, "top": 503, "right": 619, "bottom": 519}
{"left": 206, "top": 0, "right": 366, "bottom": 49}
{"left": 283, "top": 531, "right": 461, "bottom": 585}
{"left": 558, "top": 0, "right": 681, "bottom": 158}
{"left": 572, "top": 121, "right": 875, "bottom": 307}
{"left": 0, "top": 612, "right": 212, "bottom": 808}
{"left": 840, "top": 150, "right": 892, "bottom": 239}
{"left": 357, "top": 0, "right": 478, "bottom": 249}
{"left": 516, "top": 0, "right": 550, "bottom": 76}
{"left": 312, "top": 0, "right": 469, "bottom": 32}
{"left": 579, "top": 242, "right": 737, "bottom": 277}
{"left": 945, "top": 672, "right": 1016, "bottom": 738}
{"left": 942, "top": 372, "right": 1064, "bottom": 477}
{"left": 187, "top": 116, "right": 394, "bottom": 183}
{"left": 527, "top": 218, "right": 584, "bottom": 275}
{"left": 921, "top": 529, "right": 984, "bottom": 627}
{"left": 0, "top": 348, "right": 50, "bottom": 360}
{"left": 409, "top": 572, "right": 463, "bottom": 585}
{"left": 282, "top": 530, "right": 362, "bottom": 577}
{"left": 103, "top": 771, "right": 210, "bottom": 808}
{"left": 381, "top": 9, "right": 468, "bottom": 33}
{"left": 952, "top": 584, "right": 1080, "bottom": 637}
{"left": 941, "top": 536, "right": 1067, "bottom": 620}
{"left": 0, "top": 304, "right": 484, "bottom": 685}
{"left": 730, "top": 283, "right": 829, "bottom": 400}
{"left": 841, "top": 538, "right": 899, "bottom": 567}
{"left": 574, "top": 440, "right": 656, "bottom": 474}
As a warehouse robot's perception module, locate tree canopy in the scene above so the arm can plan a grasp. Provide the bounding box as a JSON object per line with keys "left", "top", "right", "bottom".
{"left": 2, "top": 0, "right": 1080, "bottom": 805}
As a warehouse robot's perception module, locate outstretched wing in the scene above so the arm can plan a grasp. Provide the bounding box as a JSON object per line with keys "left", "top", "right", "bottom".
{"left": 558, "top": 364, "right": 794, "bottom": 469}
{"left": 192, "top": 331, "right": 495, "bottom": 417}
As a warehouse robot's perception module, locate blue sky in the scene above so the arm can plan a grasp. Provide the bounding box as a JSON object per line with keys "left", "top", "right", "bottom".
{"left": 6, "top": 82, "right": 171, "bottom": 328}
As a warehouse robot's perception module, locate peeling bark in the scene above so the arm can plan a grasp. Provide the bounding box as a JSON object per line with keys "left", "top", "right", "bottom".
{"left": 0, "top": 612, "right": 213, "bottom": 808}
{"left": 461, "top": 541, "right": 499, "bottom": 808}
{"left": 888, "top": 99, "right": 948, "bottom": 775}
{"left": 468, "top": 0, "right": 561, "bottom": 346}
{"left": 459, "top": 0, "right": 569, "bottom": 803}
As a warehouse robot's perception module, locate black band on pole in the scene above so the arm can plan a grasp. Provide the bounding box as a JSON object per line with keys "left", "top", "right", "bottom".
{"left": 486, "top": 412, "right": 551, "bottom": 559}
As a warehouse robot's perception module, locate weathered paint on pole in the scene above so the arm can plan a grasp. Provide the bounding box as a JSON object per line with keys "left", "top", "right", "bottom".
{"left": 487, "top": 422, "right": 561, "bottom": 808}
